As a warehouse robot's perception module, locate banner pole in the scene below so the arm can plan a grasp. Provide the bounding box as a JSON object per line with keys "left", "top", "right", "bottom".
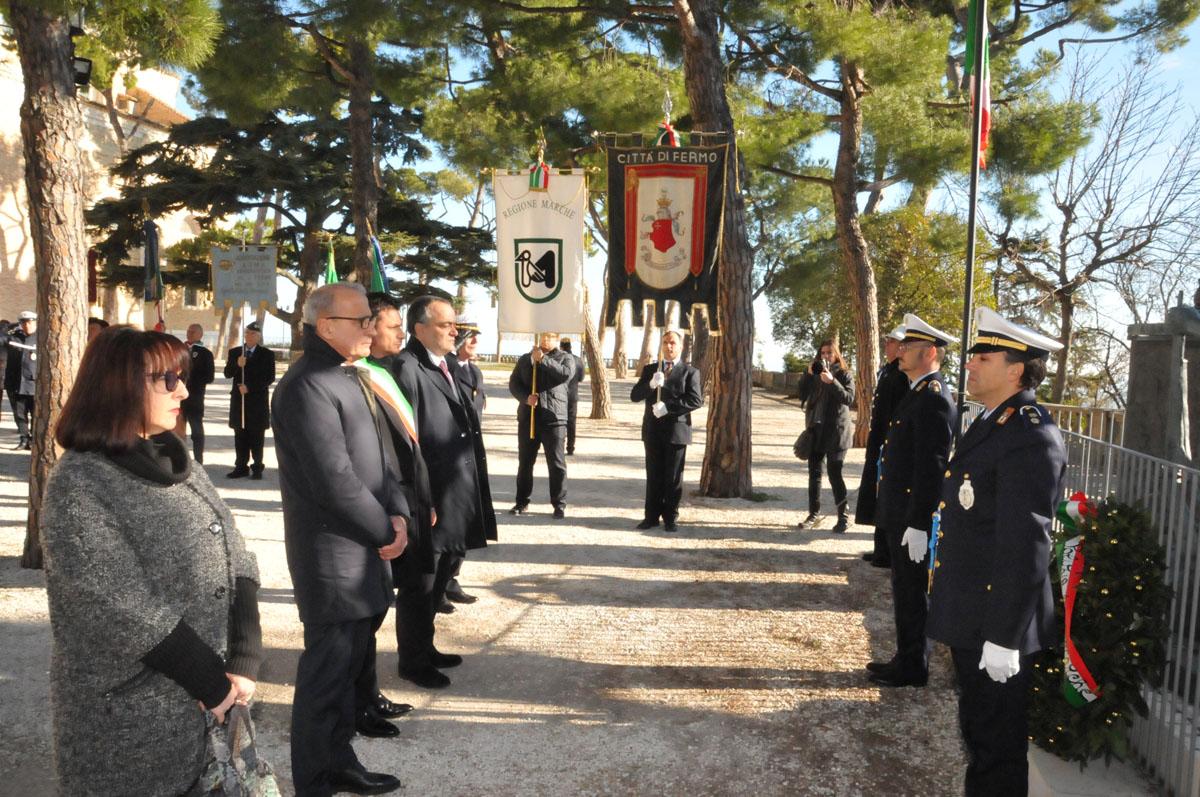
{"left": 655, "top": 325, "right": 665, "bottom": 404}
{"left": 530, "top": 334, "right": 538, "bottom": 440}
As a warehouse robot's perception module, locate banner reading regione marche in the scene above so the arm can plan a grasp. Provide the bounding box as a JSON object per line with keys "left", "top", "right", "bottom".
{"left": 210, "top": 246, "right": 278, "bottom": 311}
{"left": 493, "top": 170, "right": 587, "bottom": 335}
{"left": 604, "top": 143, "right": 728, "bottom": 331}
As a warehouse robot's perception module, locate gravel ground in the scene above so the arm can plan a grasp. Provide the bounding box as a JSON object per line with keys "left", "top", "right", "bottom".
{"left": 2, "top": 368, "right": 973, "bottom": 796}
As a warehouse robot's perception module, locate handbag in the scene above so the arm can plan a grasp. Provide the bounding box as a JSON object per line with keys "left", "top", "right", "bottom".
{"left": 793, "top": 428, "right": 814, "bottom": 460}
{"left": 194, "top": 704, "right": 281, "bottom": 797}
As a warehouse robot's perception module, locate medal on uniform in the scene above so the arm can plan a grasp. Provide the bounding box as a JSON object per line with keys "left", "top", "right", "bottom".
{"left": 958, "top": 476, "right": 974, "bottom": 510}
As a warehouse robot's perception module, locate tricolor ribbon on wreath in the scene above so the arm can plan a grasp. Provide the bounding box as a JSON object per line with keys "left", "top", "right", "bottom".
{"left": 1056, "top": 491, "right": 1102, "bottom": 707}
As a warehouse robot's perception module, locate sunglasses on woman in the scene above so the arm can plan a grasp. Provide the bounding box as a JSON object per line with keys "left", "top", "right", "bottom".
{"left": 147, "top": 371, "right": 183, "bottom": 392}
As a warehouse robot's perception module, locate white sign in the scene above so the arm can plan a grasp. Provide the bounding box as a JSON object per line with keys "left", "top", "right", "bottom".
{"left": 211, "top": 246, "right": 278, "bottom": 309}
{"left": 493, "top": 171, "right": 586, "bottom": 334}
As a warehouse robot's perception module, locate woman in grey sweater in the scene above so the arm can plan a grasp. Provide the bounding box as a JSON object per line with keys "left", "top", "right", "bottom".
{"left": 41, "top": 327, "right": 263, "bottom": 796}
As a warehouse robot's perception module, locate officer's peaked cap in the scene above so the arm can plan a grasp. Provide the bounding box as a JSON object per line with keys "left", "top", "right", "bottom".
{"left": 901, "top": 313, "right": 957, "bottom": 347}
{"left": 967, "top": 307, "right": 1062, "bottom": 359}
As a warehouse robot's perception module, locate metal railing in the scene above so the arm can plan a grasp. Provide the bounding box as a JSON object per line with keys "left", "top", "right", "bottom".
{"left": 1044, "top": 403, "right": 1127, "bottom": 446}
{"left": 1059, "top": 429, "right": 1200, "bottom": 796}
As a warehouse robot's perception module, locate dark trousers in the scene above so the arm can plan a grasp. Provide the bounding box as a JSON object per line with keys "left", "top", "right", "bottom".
{"left": 871, "top": 525, "right": 891, "bottom": 564}
{"left": 643, "top": 440, "right": 687, "bottom": 523}
{"left": 183, "top": 405, "right": 205, "bottom": 463}
{"left": 806, "top": 450, "right": 846, "bottom": 514}
{"left": 355, "top": 612, "right": 389, "bottom": 712}
{"left": 395, "top": 551, "right": 460, "bottom": 670}
{"left": 10, "top": 394, "right": 32, "bottom": 440}
{"left": 566, "top": 401, "right": 578, "bottom": 453}
{"left": 884, "top": 525, "right": 930, "bottom": 676}
{"left": 515, "top": 424, "right": 567, "bottom": 509}
{"left": 233, "top": 427, "right": 266, "bottom": 471}
{"left": 291, "top": 617, "right": 375, "bottom": 797}
{"left": 951, "top": 647, "right": 1035, "bottom": 796}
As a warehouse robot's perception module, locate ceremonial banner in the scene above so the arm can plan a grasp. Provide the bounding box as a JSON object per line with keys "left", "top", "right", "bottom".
{"left": 211, "top": 246, "right": 278, "bottom": 310}
{"left": 493, "top": 169, "right": 587, "bottom": 334}
{"left": 604, "top": 142, "right": 728, "bottom": 330}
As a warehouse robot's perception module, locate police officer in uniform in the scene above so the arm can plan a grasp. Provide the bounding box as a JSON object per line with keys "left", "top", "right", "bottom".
{"left": 856, "top": 324, "right": 909, "bottom": 567}
{"left": 224, "top": 321, "right": 277, "bottom": 479}
{"left": 926, "top": 307, "right": 1066, "bottom": 796}
{"left": 868, "top": 314, "right": 958, "bottom": 688}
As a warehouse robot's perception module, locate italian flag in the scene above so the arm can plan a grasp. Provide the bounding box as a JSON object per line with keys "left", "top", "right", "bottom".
{"left": 529, "top": 160, "right": 550, "bottom": 190}
{"left": 963, "top": 0, "right": 991, "bottom": 169}
{"left": 323, "top": 239, "right": 338, "bottom": 285}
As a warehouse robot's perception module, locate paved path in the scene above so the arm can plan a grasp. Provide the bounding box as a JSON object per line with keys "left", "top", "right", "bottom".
{"left": 0, "top": 368, "right": 1144, "bottom": 795}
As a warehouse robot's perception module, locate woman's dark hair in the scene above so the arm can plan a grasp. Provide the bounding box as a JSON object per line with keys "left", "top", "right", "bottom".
{"left": 1004, "top": 351, "right": 1048, "bottom": 390}
{"left": 817, "top": 339, "right": 848, "bottom": 371}
{"left": 56, "top": 326, "right": 189, "bottom": 453}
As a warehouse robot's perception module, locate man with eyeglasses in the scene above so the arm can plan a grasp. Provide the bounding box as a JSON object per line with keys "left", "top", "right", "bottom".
{"left": 867, "top": 313, "right": 958, "bottom": 689}
{"left": 272, "top": 283, "right": 409, "bottom": 796}
{"left": 223, "top": 321, "right": 276, "bottom": 479}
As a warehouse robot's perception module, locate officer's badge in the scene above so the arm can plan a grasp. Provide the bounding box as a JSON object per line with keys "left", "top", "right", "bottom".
{"left": 996, "top": 407, "right": 1015, "bottom": 426}
{"left": 929, "top": 380, "right": 942, "bottom": 393}
{"left": 958, "top": 476, "right": 975, "bottom": 510}
{"left": 1021, "top": 405, "right": 1042, "bottom": 424}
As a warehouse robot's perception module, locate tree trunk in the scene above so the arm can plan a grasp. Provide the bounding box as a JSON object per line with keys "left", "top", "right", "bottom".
{"left": 1051, "top": 292, "right": 1073, "bottom": 402}
{"left": 637, "top": 319, "right": 655, "bottom": 371}
{"left": 675, "top": 0, "right": 755, "bottom": 498}
{"left": 581, "top": 290, "right": 612, "bottom": 419}
{"left": 12, "top": 3, "right": 90, "bottom": 569}
{"left": 348, "top": 37, "right": 377, "bottom": 286}
{"left": 215, "top": 304, "right": 232, "bottom": 354}
{"left": 291, "top": 230, "right": 325, "bottom": 353}
{"left": 612, "top": 302, "right": 628, "bottom": 377}
{"left": 830, "top": 58, "right": 879, "bottom": 448}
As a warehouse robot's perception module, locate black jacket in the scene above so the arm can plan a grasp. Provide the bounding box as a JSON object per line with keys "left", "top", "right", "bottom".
{"left": 565, "top": 352, "right": 585, "bottom": 406}
{"left": 630, "top": 361, "right": 704, "bottom": 446}
{"left": 4, "top": 329, "right": 36, "bottom": 396}
{"left": 508, "top": 349, "right": 573, "bottom": 430}
{"left": 875, "top": 371, "right": 957, "bottom": 532}
{"left": 926, "top": 390, "right": 1066, "bottom": 654}
{"left": 182, "top": 343, "right": 215, "bottom": 413}
{"left": 394, "top": 338, "right": 493, "bottom": 553}
{"left": 855, "top": 359, "right": 910, "bottom": 525}
{"left": 271, "top": 329, "right": 409, "bottom": 625}
{"left": 796, "top": 363, "right": 855, "bottom": 455}
{"left": 224, "top": 345, "right": 276, "bottom": 431}
{"left": 449, "top": 356, "right": 486, "bottom": 419}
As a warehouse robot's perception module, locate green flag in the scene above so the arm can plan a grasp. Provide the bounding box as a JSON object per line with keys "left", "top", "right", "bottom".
{"left": 369, "top": 235, "right": 387, "bottom": 293}
{"left": 323, "top": 239, "right": 338, "bottom": 285}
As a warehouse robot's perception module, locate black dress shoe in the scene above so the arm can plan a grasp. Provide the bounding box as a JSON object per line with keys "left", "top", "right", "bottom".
{"left": 400, "top": 665, "right": 450, "bottom": 689}
{"left": 663, "top": 520, "right": 678, "bottom": 532}
{"left": 430, "top": 649, "right": 463, "bottom": 668}
{"left": 553, "top": 506, "right": 565, "bottom": 519}
{"left": 445, "top": 589, "right": 477, "bottom": 604}
{"left": 328, "top": 768, "right": 402, "bottom": 795}
{"left": 250, "top": 469, "right": 263, "bottom": 480}
{"left": 865, "top": 658, "right": 897, "bottom": 674}
{"left": 868, "top": 670, "right": 928, "bottom": 688}
{"left": 372, "top": 693, "right": 413, "bottom": 718}
{"left": 355, "top": 709, "right": 400, "bottom": 738}
{"left": 869, "top": 557, "right": 891, "bottom": 569}
{"left": 226, "top": 468, "right": 250, "bottom": 479}
{"left": 509, "top": 504, "right": 528, "bottom": 515}
{"left": 797, "top": 512, "right": 820, "bottom": 529}
{"left": 436, "top": 600, "right": 455, "bottom": 615}
{"left": 635, "top": 519, "right": 659, "bottom": 530}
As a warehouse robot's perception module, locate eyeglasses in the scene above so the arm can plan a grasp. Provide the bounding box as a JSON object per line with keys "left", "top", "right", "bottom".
{"left": 324, "top": 315, "right": 375, "bottom": 329}
{"left": 147, "top": 371, "right": 182, "bottom": 393}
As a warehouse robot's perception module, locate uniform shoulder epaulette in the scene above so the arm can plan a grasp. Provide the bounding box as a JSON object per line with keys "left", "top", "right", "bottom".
{"left": 928, "top": 380, "right": 942, "bottom": 394}
{"left": 1020, "top": 404, "right": 1049, "bottom": 426}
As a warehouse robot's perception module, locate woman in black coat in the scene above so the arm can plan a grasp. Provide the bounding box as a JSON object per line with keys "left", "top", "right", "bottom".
{"left": 797, "top": 339, "right": 855, "bottom": 532}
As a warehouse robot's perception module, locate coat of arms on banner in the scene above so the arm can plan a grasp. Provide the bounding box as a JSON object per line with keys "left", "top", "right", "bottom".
{"left": 604, "top": 140, "right": 729, "bottom": 330}
{"left": 514, "top": 238, "right": 562, "bottom": 303}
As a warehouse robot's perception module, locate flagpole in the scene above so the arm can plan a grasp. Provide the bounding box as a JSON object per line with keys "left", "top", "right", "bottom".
{"left": 955, "top": 0, "right": 988, "bottom": 444}
{"left": 530, "top": 334, "right": 538, "bottom": 440}
{"left": 655, "top": 326, "right": 665, "bottom": 404}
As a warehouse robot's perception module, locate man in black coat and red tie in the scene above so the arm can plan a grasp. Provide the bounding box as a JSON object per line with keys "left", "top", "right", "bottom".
{"left": 630, "top": 329, "right": 704, "bottom": 532}
{"left": 224, "top": 321, "right": 276, "bottom": 479}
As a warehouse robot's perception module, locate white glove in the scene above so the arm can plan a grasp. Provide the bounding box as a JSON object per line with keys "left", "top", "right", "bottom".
{"left": 901, "top": 527, "right": 928, "bottom": 563}
{"left": 649, "top": 371, "right": 665, "bottom": 389}
{"left": 979, "top": 641, "right": 1021, "bottom": 683}
{"left": 652, "top": 401, "right": 668, "bottom": 418}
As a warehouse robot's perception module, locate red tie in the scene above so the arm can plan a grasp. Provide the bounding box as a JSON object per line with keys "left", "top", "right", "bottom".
{"left": 438, "top": 359, "right": 455, "bottom": 388}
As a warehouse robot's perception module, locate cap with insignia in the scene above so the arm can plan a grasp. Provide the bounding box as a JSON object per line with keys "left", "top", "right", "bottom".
{"left": 17, "top": 310, "right": 36, "bottom": 321}
{"left": 245, "top": 321, "right": 262, "bottom": 332}
{"left": 455, "top": 318, "right": 480, "bottom": 348}
{"left": 967, "top": 307, "right": 1062, "bottom": 359}
{"left": 901, "top": 313, "right": 958, "bottom": 347}
{"left": 886, "top": 324, "right": 906, "bottom": 341}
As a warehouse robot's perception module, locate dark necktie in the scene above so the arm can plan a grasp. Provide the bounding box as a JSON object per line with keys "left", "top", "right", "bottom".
{"left": 664, "top": 361, "right": 673, "bottom": 375}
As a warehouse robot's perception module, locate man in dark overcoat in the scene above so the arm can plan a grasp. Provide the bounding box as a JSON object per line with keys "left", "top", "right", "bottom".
{"left": 868, "top": 313, "right": 958, "bottom": 689}
{"left": 856, "top": 325, "right": 910, "bottom": 567}
{"left": 560, "top": 337, "right": 586, "bottom": 455}
{"left": 224, "top": 321, "right": 276, "bottom": 479}
{"left": 926, "top": 307, "right": 1066, "bottom": 796}
{"left": 4, "top": 311, "right": 37, "bottom": 450}
{"left": 180, "top": 323, "right": 215, "bottom": 463}
{"left": 272, "top": 283, "right": 408, "bottom": 797}
{"left": 392, "top": 296, "right": 490, "bottom": 689}
{"left": 508, "top": 332, "right": 574, "bottom": 517}
{"left": 450, "top": 319, "right": 486, "bottom": 418}
{"left": 630, "top": 329, "right": 704, "bottom": 532}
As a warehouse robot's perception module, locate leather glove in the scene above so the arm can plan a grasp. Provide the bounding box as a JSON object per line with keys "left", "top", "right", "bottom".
{"left": 652, "top": 401, "right": 668, "bottom": 418}
{"left": 901, "top": 527, "right": 928, "bottom": 563}
{"left": 649, "top": 371, "right": 665, "bottom": 389}
{"left": 979, "top": 641, "right": 1021, "bottom": 683}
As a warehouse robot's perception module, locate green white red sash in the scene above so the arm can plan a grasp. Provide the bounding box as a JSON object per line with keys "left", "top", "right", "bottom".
{"left": 354, "top": 358, "right": 418, "bottom": 445}
{"left": 1056, "top": 493, "right": 1101, "bottom": 707}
